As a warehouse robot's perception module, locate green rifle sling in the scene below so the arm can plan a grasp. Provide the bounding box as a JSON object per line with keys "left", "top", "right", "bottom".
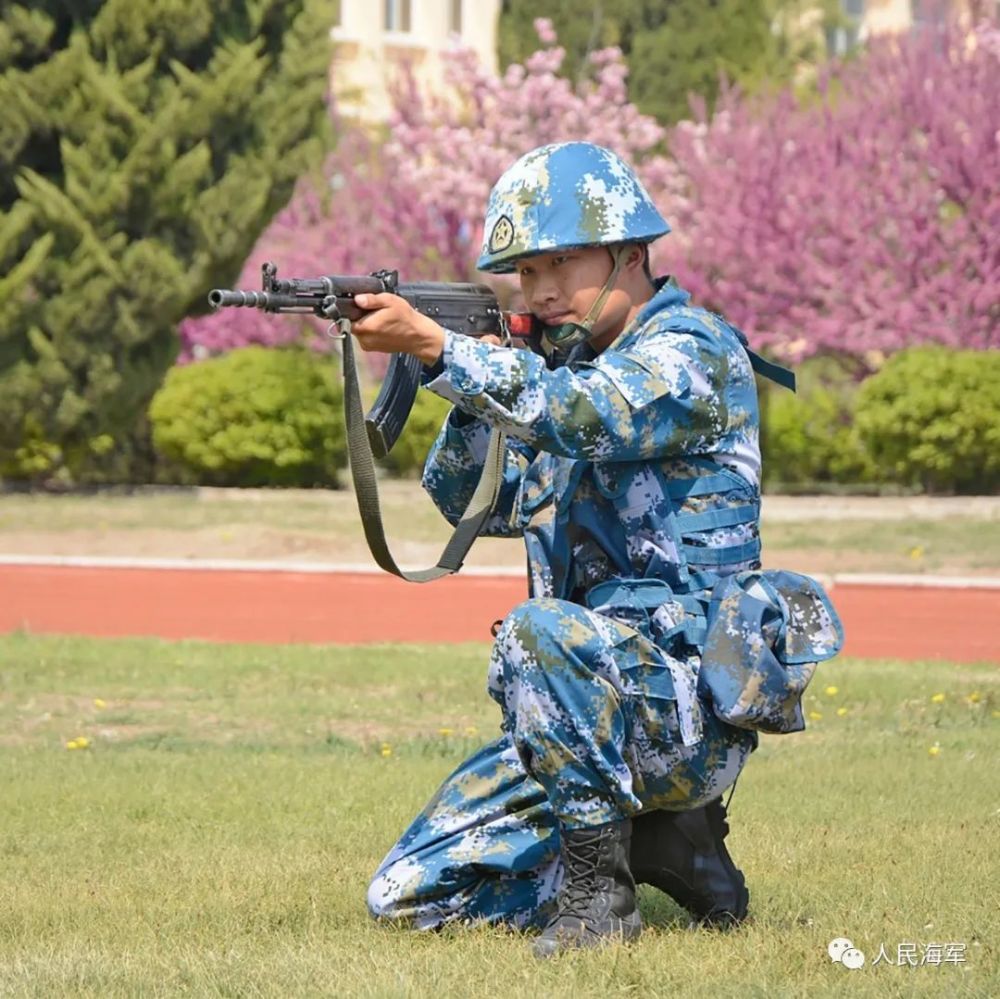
{"left": 340, "top": 330, "right": 507, "bottom": 582}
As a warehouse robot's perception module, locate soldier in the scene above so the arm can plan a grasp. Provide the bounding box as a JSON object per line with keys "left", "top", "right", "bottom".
{"left": 351, "top": 142, "right": 842, "bottom": 957}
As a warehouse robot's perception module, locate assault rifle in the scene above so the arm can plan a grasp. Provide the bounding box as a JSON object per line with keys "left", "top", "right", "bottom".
{"left": 209, "top": 262, "right": 533, "bottom": 583}
{"left": 208, "top": 261, "right": 517, "bottom": 459}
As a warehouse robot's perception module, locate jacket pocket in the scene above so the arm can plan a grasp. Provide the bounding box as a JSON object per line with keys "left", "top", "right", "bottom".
{"left": 587, "top": 579, "right": 705, "bottom": 747}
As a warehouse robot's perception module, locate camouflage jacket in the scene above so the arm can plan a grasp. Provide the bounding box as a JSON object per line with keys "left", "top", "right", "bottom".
{"left": 423, "top": 282, "right": 843, "bottom": 734}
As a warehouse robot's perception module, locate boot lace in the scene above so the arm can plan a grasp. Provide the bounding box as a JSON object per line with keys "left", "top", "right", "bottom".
{"left": 559, "top": 827, "right": 609, "bottom": 917}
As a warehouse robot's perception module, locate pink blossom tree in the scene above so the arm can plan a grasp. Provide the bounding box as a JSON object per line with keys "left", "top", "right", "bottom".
{"left": 663, "top": 19, "right": 1000, "bottom": 365}
{"left": 179, "top": 19, "right": 681, "bottom": 361}
{"left": 182, "top": 16, "right": 999, "bottom": 369}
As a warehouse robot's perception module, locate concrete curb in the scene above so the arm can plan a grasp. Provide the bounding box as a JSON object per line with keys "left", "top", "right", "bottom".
{"left": 0, "top": 554, "right": 527, "bottom": 578}
{"left": 2, "top": 554, "right": 999, "bottom": 590}
{"left": 831, "top": 573, "right": 1000, "bottom": 589}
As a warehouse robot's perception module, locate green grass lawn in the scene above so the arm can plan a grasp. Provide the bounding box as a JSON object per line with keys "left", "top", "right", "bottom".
{"left": 1, "top": 634, "right": 998, "bottom": 997}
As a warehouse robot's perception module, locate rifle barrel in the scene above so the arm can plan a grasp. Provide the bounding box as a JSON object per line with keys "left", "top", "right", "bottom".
{"left": 208, "top": 289, "right": 319, "bottom": 312}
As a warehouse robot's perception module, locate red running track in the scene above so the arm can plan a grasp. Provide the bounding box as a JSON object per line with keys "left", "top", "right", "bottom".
{"left": 0, "top": 564, "right": 997, "bottom": 662}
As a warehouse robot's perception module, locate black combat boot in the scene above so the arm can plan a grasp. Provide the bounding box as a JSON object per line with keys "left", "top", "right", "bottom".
{"left": 533, "top": 818, "right": 642, "bottom": 958}
{"left": 629, "top": 797, "right": 749, "bottom": 927}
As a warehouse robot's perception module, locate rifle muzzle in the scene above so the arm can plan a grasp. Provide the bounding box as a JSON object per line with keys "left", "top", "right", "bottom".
{"left": 208, "top": 289, "right": 262, "bottom": 308}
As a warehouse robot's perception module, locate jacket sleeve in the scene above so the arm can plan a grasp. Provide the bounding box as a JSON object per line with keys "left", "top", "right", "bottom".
{"left": 420, "top": 402, "right": 532, "bottom": 535}
{"left": 423, "top": 323, "right": 749, "bottom": 461}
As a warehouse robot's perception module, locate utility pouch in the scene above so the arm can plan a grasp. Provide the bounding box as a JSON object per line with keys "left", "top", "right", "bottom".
{"left": 699, "top": 570, "right": 844, "bottom": 734}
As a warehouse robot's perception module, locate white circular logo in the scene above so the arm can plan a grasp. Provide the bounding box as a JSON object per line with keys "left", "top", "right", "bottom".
{"left": 828, "top": 938, "right": 853, "bottom": 962}
{"left": 842, "top": 948, "right": 866, "bottom": 970}
{"left": 828, "top": 937, "right": 866, "bottom": 971}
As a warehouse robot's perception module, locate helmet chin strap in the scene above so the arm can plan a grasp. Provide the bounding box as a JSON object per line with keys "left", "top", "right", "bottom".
{"left": 541, "top": 244, "right": 630, "bottom": 355}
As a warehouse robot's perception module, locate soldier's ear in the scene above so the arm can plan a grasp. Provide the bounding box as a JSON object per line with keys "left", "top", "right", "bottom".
{"left": 641, "top": 245, "right": 654, "bottom": 281}
{"left": 621, "top": 243, "right": 647, "bottom": 272}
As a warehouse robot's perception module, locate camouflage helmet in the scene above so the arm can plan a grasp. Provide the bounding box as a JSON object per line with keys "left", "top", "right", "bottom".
{"left": 476, "top": 142, "right": 670, "bottom": 274}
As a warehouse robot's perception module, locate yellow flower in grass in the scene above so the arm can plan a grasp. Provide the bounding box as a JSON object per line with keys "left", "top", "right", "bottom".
{"left": 93, "top": 698, "right": 107, "bottom": 709}
{"left": 464, "top": 726, "right": 479, "bottom": 737}
{"left": 909, "top": 545, "right": 925, "bottom": 560}
{"left": 928, "top": 742, "right": 941, "bottom": 757}
{"left": 824, "top": 685, "right": 839, "bottom": 697}
{"left": 380, "top": 743, "right": 392, "bottom": 758}
{"left": 836, "top": 707, "right": 849, "bottom": 717}
{"left": 65, "top": 737, "right": 90, "bottom": 750}
{"left": 438, "top": 728, "right": 454, "bottom": 737}
{"left": 808, "top": 711, "right": 823, "bottom": 721}
{"left": 967, "top": 692, "right": 981, "bottom": 704}
{"left": 930, "top": 693, "right": 946, "bottom": 704}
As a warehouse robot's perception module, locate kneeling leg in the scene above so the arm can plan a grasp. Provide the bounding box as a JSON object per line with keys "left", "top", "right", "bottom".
{"left": 367, "top": 735, "right": 560, "bottom": 930}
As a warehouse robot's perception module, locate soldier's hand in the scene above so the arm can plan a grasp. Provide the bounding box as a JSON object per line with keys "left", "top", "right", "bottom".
{"left": 352, "top": 293, "right": 445, "bottom": 365}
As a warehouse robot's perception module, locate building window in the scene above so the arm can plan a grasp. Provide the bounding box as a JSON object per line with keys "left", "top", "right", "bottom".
{"left": 450, "top": 0, "right": 463, "bottom": 34}
{"left": 384, "top": 0, "right": 412, "bottom": 33}
{"left": 826, "top": 0, "right": 865, "bottom": 55}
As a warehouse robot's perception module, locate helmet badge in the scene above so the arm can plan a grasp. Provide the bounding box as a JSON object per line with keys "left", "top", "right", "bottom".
{"left": 488, "top": 215, "right": 514, "bottom": 254}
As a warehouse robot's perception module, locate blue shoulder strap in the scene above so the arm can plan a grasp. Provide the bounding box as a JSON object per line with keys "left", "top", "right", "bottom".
{"left": 729, "top": 327, "right": 796, "bottom": 392}
{"left": 745, "top": 345, "right": 796, "bottom": 392}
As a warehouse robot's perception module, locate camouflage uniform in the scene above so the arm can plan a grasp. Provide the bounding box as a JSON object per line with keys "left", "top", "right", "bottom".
{"left": 367, "top": 143, "right": 843, "bottom": 931}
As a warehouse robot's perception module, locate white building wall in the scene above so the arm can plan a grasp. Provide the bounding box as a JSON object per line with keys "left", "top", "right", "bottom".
{"left": 861, "top": 0, "right": 915, "bottom": 37}
{"left": 331, "top": 0, "right": 502, "bottom": 123}
{"left": 857, "top": 0, "right": 982, "bottom": 39}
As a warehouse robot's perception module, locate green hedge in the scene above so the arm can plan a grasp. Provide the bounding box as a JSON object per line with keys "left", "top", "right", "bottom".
{"left": 761, "top": 348, "right": 1000, "bottom": 495}
{"left": 148, "top": 347, "right": 346, "bottom": 487}
{"left": 854, "top": 346, "right": 1000, "bottom": 494}
{"left": 146, "top": 344, "right": 999, "bottom": 494}
{"left": 761, "top": 356, "right": 875, "bottom": 489}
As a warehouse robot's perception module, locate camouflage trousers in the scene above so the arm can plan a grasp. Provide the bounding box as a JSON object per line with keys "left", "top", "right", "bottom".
{"left": 367, "top": 597, "right": 755, "bottom": 929}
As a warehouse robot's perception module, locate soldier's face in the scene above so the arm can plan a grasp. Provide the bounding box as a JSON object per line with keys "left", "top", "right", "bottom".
{"left": 515, "top": 246, "right": 627, "bottom": 337}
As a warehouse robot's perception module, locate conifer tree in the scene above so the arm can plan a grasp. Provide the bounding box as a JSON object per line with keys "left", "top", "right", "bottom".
{"left": 0, "top": 0, "right": 333, "bottom": 482}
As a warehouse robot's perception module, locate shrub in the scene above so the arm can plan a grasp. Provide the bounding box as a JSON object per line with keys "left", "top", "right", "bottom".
{"left": 761, "top": 355, "right": 875, "bottom": 489}
{"left": 379, "top": 389, "right": 453, "bottom": 478}
{"left": 854, "top": 347, "right": 1000, "bottom": 494}
{"left": 149, "top": 347, "right": 346, "bottom": 487}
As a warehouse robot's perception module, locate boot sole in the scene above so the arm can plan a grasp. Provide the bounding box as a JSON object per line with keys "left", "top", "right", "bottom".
{"left": 532, "top": 910, "right": 643, "bottom": 958}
